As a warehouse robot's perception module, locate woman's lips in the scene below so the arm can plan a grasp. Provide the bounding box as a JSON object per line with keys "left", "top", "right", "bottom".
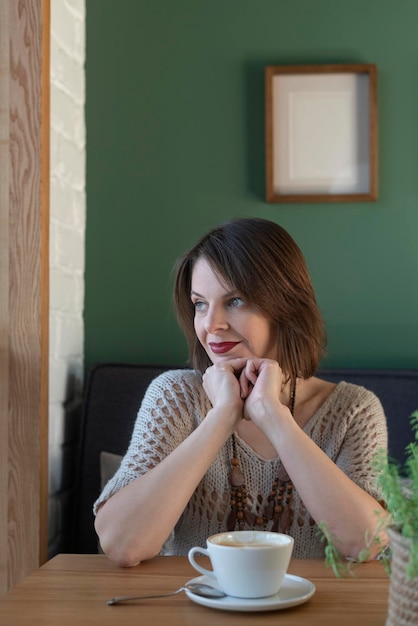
{"left": 209, "top": 342, "right": 240, "bottom": 354}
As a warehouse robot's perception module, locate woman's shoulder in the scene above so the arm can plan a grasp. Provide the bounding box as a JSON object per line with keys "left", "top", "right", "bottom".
{"left": 136, "top": 368, "right": 208, "bottom": 430}
{"left": 305, "top": 378, "right": 387, "bottom": 444}
{"left": 319, "top": 379, "right": 386, "bottom": 421}
{"left": 150, "top": 367, "right": 203, "bottom": 387}
{"left": 331, "top": 380, "right": 382, "bottom": 405}
{"left": 144, "top": 367, "right": 206, "bottom": 401}
{"left": 300, "top": 375, "right": 384, "bottom": 418}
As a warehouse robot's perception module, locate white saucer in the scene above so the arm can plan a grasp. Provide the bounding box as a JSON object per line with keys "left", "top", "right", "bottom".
{"left": 184, "top": 574, "right": 315, "bottom": 612}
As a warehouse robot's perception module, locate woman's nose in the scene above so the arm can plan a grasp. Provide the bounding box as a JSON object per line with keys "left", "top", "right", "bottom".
{"left": 204, "top": 306, "right": 228, "bottom": 333}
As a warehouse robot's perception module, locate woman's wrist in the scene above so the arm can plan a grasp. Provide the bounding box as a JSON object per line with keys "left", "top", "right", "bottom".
{"left": 205, "top": 402, "right": 243, "bottom": 434}
{"left": 247, "top": 397, "right": 296, "bottom": 439}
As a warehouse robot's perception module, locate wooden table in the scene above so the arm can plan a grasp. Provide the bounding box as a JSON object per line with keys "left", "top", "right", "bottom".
{"left": 0, "top": 554, "right": 389, "bottom": 625}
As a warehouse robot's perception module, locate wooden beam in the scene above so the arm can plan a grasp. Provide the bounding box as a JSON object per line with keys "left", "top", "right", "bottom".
{"left": 0, "top": 0, "right": 49, "bottom": 594}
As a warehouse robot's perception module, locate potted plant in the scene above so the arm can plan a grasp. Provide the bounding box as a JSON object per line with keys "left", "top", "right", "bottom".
{"left": 320, "top": 410, "right": 418, "bottom": 626}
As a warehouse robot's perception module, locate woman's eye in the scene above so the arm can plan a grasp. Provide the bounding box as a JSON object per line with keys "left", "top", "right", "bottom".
{"left": 192, "top": 300, "right": 206, "bottom": 311}
{"left": 230, "top": 297, "right": 244, "bottom": 307}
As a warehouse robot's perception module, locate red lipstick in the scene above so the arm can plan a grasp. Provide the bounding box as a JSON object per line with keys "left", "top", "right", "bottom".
{"left": 209, "top": 342, "right": 240, "bottom": 354}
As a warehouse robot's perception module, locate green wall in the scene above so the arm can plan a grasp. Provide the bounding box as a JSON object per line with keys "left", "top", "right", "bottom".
{"left": 85, "top": 0, "right": 418, "bottom": 373}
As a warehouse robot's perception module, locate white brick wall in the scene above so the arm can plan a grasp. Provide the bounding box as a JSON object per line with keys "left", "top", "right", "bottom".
{"left": 49, "top": 0, "right": 86, "bottom": 555}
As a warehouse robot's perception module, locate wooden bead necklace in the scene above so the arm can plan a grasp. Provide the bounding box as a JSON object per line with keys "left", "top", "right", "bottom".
{"left": 226, "top": 379, "right": 296, "bottom": 533}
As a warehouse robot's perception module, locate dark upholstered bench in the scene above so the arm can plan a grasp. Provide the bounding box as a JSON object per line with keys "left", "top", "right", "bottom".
{"left": 73, "top": 363, "right": 418, "bottom": 553}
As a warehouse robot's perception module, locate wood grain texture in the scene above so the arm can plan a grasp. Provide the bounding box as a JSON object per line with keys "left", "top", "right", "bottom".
{"left": 0, "top": 555, "right": 390, "bottom": 625}
{"left": 40, "top": 0, "right": 50, "bottom": 568}
{"left": 0, "top": 0, "right": 49, "bottom": 595}
{"left": 0, "top": 0, "right": 11, "bottom": 597}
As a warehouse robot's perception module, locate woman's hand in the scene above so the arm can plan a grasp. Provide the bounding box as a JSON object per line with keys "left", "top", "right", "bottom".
{"left": 203, "top": 357, "right": 293, "bottom": 432}
{"left": 238, "top": 358, "right": 292, "bottom": 429}
{"left": 202, "top": 359, "right": 247, "bottom": 411}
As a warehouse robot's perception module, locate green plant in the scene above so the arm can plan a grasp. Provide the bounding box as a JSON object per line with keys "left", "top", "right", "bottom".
{"left": 320, "top": 410, "right": 418, "bottom": 579}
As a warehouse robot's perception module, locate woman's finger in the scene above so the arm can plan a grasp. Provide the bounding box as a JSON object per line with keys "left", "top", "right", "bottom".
{"left": 239, "top": 368, "right": 251, "bottom": 399}
{"left": 244, "top": 359, "right": 259, "bottom": 385}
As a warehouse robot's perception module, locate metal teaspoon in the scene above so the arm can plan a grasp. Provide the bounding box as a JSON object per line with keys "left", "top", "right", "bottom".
{"left": 107, "top": 582, "right": 226, "bottom": 605}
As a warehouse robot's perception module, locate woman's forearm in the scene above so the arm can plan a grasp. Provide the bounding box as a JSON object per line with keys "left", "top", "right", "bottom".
{"left": 268, "top": 414, "right": 388, "bottom": 559}
{"left": 94, "top": 406, "right": 237, "bottom": 566}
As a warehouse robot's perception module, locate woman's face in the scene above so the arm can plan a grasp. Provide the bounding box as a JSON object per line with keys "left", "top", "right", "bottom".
{"left": 190, "top": 258, "right": 277, "bottom": 363}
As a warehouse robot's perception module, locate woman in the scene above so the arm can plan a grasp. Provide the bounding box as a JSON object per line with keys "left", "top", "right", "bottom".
{"left": 94, "top": 217, "right": 388, "bottom": 566}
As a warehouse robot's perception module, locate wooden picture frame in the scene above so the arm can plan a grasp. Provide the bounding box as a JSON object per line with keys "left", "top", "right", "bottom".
{"left": 265, "top": 64, "right": 378, "bottom": 203}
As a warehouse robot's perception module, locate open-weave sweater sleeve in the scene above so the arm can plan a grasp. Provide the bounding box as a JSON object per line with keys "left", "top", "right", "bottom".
{"left": 93, "top": 369, "right": 388, "bottom": 559}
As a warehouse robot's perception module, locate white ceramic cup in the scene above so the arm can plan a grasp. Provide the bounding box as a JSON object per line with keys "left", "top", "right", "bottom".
{"left": 187, "top": 530, "right": 294, "bottom": 598}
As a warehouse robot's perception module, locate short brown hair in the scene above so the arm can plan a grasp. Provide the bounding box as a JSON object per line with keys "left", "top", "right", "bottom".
{"left": 174, "top": 217, "right": 326, "bottom": 379}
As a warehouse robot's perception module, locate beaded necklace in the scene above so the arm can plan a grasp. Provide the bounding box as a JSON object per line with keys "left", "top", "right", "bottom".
{"left": 226, "top": 379, "right": 296, "bottom": 533}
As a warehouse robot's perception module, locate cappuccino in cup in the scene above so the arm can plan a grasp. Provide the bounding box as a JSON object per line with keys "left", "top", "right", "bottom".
{"left": 188, "top": 530, "right": 294, "bottom": 598}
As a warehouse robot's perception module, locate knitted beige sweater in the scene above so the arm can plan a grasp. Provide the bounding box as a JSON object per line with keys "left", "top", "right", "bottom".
{"left": 94, "top": 369, "right": 387, "bottom": 558}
